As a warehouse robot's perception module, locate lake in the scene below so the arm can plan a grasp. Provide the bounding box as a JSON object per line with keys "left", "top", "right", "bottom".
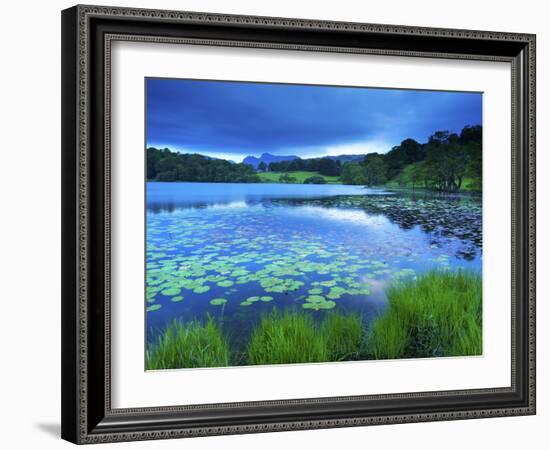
{"left": 146, "top": 182, "right": 482, "bottom": 360}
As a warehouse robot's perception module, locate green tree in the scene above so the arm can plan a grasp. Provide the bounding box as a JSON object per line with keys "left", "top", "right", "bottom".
{"left": 383, "top": 138, "right": 424, "bottom": 179}
{"left": 258, "top": 161, "right": 267, "bottom": 172}
{"left": 317, "top": 158, "right": 341, "bottom": 176}
{"left": 340, "top": 163, "right": 368, "bottom": 185}
{"left": 363, "top": 154, "right": 387, "bottom": 186}
{"left": 147, "top": 148, "right": 260, "bottom": 183}
{"left": 459, "top": 125, "right": 482, "bottom": 144}
{"left": 424, "top": 144, "right": 469, "bottom": 192}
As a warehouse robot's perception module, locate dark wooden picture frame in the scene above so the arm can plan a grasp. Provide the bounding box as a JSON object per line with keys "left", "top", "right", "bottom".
{"left": 61, "top": 4, "right": 536, "bottom": 444}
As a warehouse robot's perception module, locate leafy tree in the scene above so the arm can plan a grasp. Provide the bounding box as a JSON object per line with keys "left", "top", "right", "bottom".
{"left": 268, "top": 157, "right": 341, "bottom": 176}
{"left": 393, "top": 162, "right": 426, "bottom": 189}
{"left": 317, "top": 158, "right": 341, "bottom": 176}
{"left": 383, "top": 139, "right": 423, "bottom": 179}
{"left": 459, "top": 125, "right": 482, "bottom": 144}
{"left": 382, "top": 125, "right": 481, "bottom": 192}
{"left": 363, "top": 154, "right": 387, "bottom": 186}
{"left": 340, "top": 163, "right": 368, "bottom": 185}
{"left": 423, "top": 144, "right": 469, "bottom": 192}
{"left": 258, "top": 161, "right": 267, "bottom": 172}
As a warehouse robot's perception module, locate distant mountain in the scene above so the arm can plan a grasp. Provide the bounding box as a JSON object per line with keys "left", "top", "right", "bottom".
{"left": 325, "top": 154, "right": 365, "bottom": 164}
{"left": 241, "top": 152, "right": 365, "bottom": 169}
{"left": 243, "top": 153, "right": 301, "bottom": 169}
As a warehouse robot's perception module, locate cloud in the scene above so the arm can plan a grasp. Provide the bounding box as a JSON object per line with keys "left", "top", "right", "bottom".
{"left": 299, "top": 140, "right": 393, "bottom": 159}
{"left": 146, "top": 78, "right": 482, "bottom": 159}
{"left": 146, "top": 144, "right": 250, "bottom": 163}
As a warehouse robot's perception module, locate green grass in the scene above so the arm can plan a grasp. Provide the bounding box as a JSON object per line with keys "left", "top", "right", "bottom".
{"left": 365, "top": 270, "right": 482, "bottom": 360}
{"left": 146, "top": 315, "right": 231, "bottom": 369}
{"left": 146, "top": 271, "right": 482, "bottom": 369}
{"left": 247, "top": 309, "right": 329, "bottom": 364}
{"left": 246, "top": 309, "right": 364, "bottom": 365}
{"left": 321, "top": 312, "right": 364, "bottom": 361}
{"left": 257, "top": 171, "right": 341, "bottom": 184}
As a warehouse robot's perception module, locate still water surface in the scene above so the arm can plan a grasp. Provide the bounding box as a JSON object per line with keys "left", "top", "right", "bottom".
{"left": 146, "top": 182, "right": 482, "bottom": 356}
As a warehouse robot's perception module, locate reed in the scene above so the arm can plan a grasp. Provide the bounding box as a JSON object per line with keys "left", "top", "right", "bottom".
{"left": 365, "top": 270, "right": 482, "bottom": 359}
{"left": 146, "top": 315, "right": 231, "bottom": 369}
{"left": 247, "top": 309, "right": 364, "bottom": 365}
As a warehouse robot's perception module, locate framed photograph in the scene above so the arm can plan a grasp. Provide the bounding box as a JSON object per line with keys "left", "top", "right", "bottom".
{"left": 61, "top": 5, "right": 536, "bottom": 444}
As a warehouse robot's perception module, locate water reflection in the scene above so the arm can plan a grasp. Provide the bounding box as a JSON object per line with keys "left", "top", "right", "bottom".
{"left": 145, "top": 182, "right": 482, "bottom": 350}
{"left": 273, "top": 193, "right": 482, "bottom": 260}
{"left": 147, "top": 181, "right": 390, "bottom": 212}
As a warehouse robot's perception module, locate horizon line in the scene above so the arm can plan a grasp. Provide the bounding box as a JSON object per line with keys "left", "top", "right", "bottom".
{"left": 145, "top": 147, "right": 377, "bottom": 164}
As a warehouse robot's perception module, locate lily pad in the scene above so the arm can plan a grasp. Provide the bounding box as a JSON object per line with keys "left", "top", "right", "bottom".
{"left": 171, "top": 296, "right": 184, "bottom": 302}
{"left": 306, "top": 295, "right": 325, "bottom": 304}
{"left": 231, "top": 269, "right": 249, "bottom": 277}
{"left": 161, "top": 288, "right": 181, "bottom": 296}
{"left": 193, "top": 285, "right": 210, "bottom": 294}
{"left": 318, "top": 300, "right": 337, "bottom": 309}
{"left": 209, "top": 298, "right": 227, "bottom": 306}
{"left": 146, "top": 304, "right": 162, "bottom": 312}
{"left": 301, "top": 300, "right": 336, "bottom": 311}
{"left": 260, "top": 296, "right": 274, "bottom": 302}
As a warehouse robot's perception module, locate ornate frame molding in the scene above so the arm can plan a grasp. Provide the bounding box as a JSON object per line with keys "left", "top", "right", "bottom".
{"left": 61, "top": 4, "right": 536, "bottom": 444}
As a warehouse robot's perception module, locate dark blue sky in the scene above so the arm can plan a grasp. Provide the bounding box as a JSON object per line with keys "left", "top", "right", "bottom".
{"left": 146, "top": 78, "right": 482, "bottom": 162}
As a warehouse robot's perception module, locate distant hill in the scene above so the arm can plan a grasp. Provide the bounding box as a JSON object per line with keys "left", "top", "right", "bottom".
{"left": 195, "top": 153, "right": 236, "bottom": 164}
{"left": 243, "top": 153, "right": 300, "bottom": 169}
{"left": 243, "top": 152, "right": 365, "bottom": 169}
{"left": 147, "top": 147, "right": 259, "bottom": 182}
{"left": 325, "top": 154, "right": 365, "bottom": 164}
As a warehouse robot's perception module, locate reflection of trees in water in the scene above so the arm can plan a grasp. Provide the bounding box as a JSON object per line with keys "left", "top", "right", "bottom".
{"left": 271, "top": 194, "right": 482, "bottom": 261}
{"left": 148, "top": 197, "right": 273, "bottom": 213}
{"left": 147, "top": 192, "right": 482, "bottom": 261}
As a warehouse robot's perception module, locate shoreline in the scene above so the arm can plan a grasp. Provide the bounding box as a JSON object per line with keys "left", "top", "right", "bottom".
{"left": 146, "top": 179, "right": 481, "bottom": 196}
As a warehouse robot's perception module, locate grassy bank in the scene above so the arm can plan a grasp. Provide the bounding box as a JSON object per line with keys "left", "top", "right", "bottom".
{"left": 246, "top": 309, "right": 363, "bottom": 365}
{"left": 258, "top": 171, "right": 341, "bottom": 184}
{"left": 146, "top": 315, "right": 230, "bottom": 370}
{"left": 146, "top": 271, "right": 482, "bottom": 369}
{"left": 366, "top": 270, "right": 482, "bottom": 359}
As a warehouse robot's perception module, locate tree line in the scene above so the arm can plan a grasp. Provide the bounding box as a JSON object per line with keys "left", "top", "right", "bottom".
{"left": 147, "top": 124, "right": 481, "bottom": 192}
{"left": 340, "top": 125, "right": 482, "bottom": 192}
{"left": 263, "top": 157, "right": 342, "bottom": 176}
{"left": 147, "top": 148, "right": 261, "bottom": 183}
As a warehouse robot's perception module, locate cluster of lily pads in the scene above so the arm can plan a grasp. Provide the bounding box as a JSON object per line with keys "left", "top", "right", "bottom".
{"left": 274, "top": 193, "right": 482, "bottom": 260}
{"left": 145, "top": 196, "right": 480, "bottom": 317}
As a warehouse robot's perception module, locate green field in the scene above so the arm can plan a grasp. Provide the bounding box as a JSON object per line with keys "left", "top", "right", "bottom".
{"left": 257, "top": 171, "right": 341, "bottom": 184}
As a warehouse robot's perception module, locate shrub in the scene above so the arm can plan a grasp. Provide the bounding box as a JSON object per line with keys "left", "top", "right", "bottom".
{"left": 278, "top": 173, "right": 298, "bottom": 184}
{"left": 303, "top": 175, "right": 327, "bottom": 184}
